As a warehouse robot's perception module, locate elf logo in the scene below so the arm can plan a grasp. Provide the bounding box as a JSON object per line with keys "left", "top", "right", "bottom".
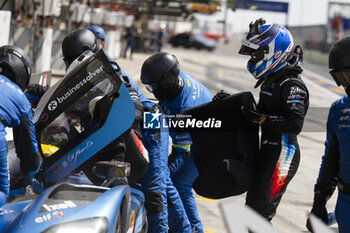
{"left": 35, "top": 211, "right": 64, "bottom": 223}
{"left": 42, "top": 200, "right": 77, "bottom": 212}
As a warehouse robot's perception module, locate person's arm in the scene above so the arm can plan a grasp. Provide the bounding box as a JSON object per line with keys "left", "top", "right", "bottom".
{"left": 243, "top": 80, "right": 308, "bottom": 135}
{"left": 168, "top": 131, "right": 192, "bottom": 176}
{"left": 306, "top": 105, "right": 339, "bottom": 231}
{"left": 12, "top": 110, "right": 41, "bottom": 176}
{"left": 121, "top": 70, "right": 154, "bottom": 109}
{"left": 24, "top": 83, "right": 49, "bottom": 109}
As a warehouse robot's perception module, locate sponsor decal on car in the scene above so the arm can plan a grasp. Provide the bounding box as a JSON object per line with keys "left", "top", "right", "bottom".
{"left": 35, "top": 211, "right": 64, "bottom": 223}
{"left": 42, "top": 201, "right": 77, "bottom": 212}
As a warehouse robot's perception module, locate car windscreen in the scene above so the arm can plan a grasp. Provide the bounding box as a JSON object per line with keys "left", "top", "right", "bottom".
{"left": 40, "top": 78, "right": 114, "bottom": 158}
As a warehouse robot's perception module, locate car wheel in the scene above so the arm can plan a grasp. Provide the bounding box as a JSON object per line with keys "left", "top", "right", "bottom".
{"left": 115, "top": 210, "right": 122, "bottom": 233}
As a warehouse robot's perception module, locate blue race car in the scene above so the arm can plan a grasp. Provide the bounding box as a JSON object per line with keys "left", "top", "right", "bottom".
{"left": 1, "top": 50, "right": 148, "bottom": 233}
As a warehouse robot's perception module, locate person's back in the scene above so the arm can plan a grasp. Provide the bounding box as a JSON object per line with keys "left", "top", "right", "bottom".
{"left": 0, "top": 45, "right": 42, "bottom": 206}
{"left": 123, "top": 26, "right": 136, "bottom": 59}
{"left": 161, "top": 72, "right": 212, "bottom": 115}
{"left": 0, "top": 75, "right": 32, "bottom": 127}
{"left": 155, "top": 24, "right": 167, "bottom": 52}
{"left": 125, "top": 27, "right": 135, "bottom": 41}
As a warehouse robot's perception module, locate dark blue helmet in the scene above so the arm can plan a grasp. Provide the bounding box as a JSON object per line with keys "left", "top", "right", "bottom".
{"left": 88, "top": 25, "right": 106, "bottom": 41}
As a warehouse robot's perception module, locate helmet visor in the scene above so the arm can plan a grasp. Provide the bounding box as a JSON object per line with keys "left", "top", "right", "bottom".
{"left": 330, "top": 69, "right": 350, "bottom": 87}
{"left": 239, "top": 40, "right": 259, "bottom": 55}
{"left": 240, "top": 40, "right": 269, "bottom": 63}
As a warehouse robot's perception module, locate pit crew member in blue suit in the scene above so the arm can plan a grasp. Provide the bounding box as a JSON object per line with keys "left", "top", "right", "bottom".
{"left": 140, "top": 52, "right": 213, "bottom": 233}
{"left": 306, "top": 36, "right": 350, "bottom": 233}
{"left": 0, "top": 45, "right": 42, "bottom": 206}
{"left": 87, "top": 25, "right": 106, "bottom": 50}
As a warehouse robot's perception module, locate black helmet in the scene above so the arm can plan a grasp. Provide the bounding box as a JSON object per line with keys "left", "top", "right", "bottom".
{"left": 140, "top": 52, "right": 180, "bottom": 101}
{"left": 62, "top": 29, "right": 98, "bottom": 67}
{"left": 0, "top": 45, "right": 31, "bottom": 91}
{"left": 329, "top": 36, "right": 350, "bottom": 91}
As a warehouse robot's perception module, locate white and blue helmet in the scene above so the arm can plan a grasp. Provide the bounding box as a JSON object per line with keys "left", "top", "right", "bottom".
{"left": 239, "top": 19, "right": 294, "bottom": 80}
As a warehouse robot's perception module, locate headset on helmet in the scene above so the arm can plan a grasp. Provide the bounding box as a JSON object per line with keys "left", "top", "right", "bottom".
{"left": 0, "top": 45, "right": 32, "bottom": 91}
{"left": 62, "top": 29, "right": 99, "bottom": 67}
{"left": 87, "top": 25, "right": 106, "bottom": 41}
{"left": 239, "top": 18, "right": 294, "bottom": 80}
{"left": 329, "top": 36, "right": 350, "bottom": 92}
{"left": 140, "top": 52, "right": 180, "bottom": 101}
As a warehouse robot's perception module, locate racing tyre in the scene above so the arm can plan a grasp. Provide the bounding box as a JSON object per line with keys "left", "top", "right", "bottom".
{"left": 115, "top": 210, "right": 122, "bottom": 233}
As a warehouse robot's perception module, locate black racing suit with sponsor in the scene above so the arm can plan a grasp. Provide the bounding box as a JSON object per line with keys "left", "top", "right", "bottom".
{"left": 245, "top": 64, "right": 309, "bottom": 220}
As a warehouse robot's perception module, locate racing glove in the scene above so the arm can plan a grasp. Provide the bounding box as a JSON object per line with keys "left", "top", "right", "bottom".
{"left": 241, "top": 95, "right": 266, "bottom": 125}
{"left": 168, "top": 145, "right": 191, "bottom": 175}
{"left": 25, "top": 83, "right": 49, "bottom": 108}
{"left": 16, "top": 155, "right": 43, "bottom": 195}
{"left": 23, "top": 174, "right": 43, "bottom": 194}
{"left": 306, "top": 183, "right": 335, "bottom": 232}
{"left": 213, "top": 90, "right": 230, "bottom": 101}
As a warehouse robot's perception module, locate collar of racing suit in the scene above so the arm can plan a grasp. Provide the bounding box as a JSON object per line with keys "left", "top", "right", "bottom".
{"left": 254, "top": 62, "right": 303, "bottom": 88}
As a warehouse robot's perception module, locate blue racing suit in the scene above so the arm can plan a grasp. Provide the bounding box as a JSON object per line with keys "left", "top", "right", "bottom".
{"left": 112, "top": 61, "right": 191, "bottom": 232}
{"left": 314, "top": 95, "right": 350, "bottom": 233}
{"left": 140, "top": 105, "right": 191, "bottom": 233}
{"left": 161, "top": 72, "right": 213, "bottom": 233}
{"left": 0, "top": 75, "right": 41, "bottom": 206}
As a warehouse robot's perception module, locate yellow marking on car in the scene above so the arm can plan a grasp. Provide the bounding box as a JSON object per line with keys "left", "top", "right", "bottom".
{"left": 195, "top": 197, "right": 218, "bottom": 202}
{"left": 204, "top": 228, "right": 214, "bottom": 233}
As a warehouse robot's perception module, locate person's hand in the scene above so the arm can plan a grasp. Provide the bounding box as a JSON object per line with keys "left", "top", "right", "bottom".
{"left": 241, "top": 96, "right": 266, "bottom": 125}
{"left": 213, "top": 90, "right": 230, "bottom": 101}
{"left": 306, "top": 205, "right": 328, "bottom": 232}
{"left": 25, "top": 83, "right": 48, "bottom": 108}
{"left": 306, "top": 183, "right": 333, "bottom": 232}
{"left": 23, "top": 174, "right": 43, "bottom": 194}
{"left": 25, "top": 83, "right": 48, "bottom": 98}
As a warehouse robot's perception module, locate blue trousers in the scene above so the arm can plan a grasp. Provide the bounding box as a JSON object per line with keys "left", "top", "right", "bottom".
{"left": 0, "top": 125, "right": 9, "bottom": 206}
{"left": 171, "top": 154, "right": 203, "bottom": 233}
{"left": 335, "top": 192, "right": 350, "bottom": 233}
{"left": 140, "top": 127, "right": 191, "bottom": 233}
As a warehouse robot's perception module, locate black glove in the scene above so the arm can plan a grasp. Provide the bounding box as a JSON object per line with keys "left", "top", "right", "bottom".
{"left": 306, "top": 206, "right": 328, "bottom": 232}
{"left": 25, "top": 83, "right": 48, "bottom": 98}
{"left": 25, "top": 84, "right": 49, "bottom": 108}
{"left": 306, "top": 183, "right": 334, "bottom": 232}
{"left": 213, "top": 90, "right": 230, "bottom": 101}
{"left": 241, "top": 95, "right": 266, "bottom": 125}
